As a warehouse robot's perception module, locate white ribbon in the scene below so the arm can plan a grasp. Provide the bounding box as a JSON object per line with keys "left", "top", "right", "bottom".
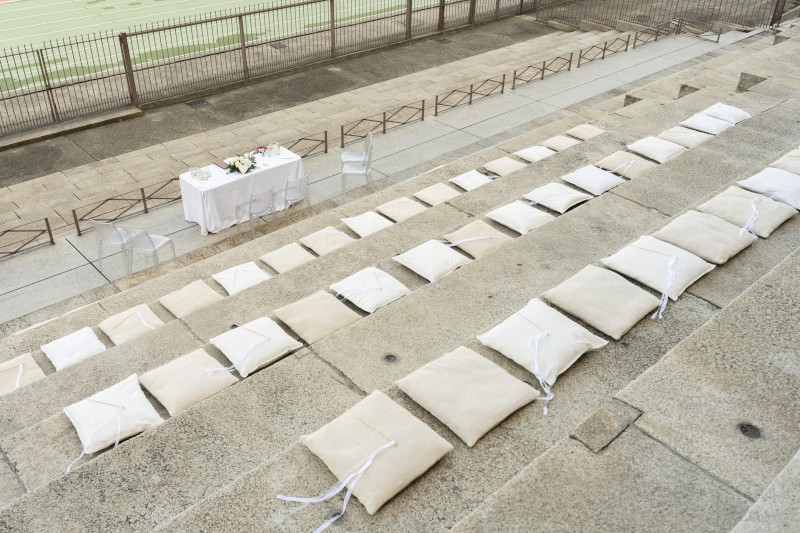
{"left": 486, "top": 174, "right": 501, "bottom": 180}
{"left": 529, "top": 331, "right": 554, "bottom": 415}
{"left": 203, "top": 335, "right": 274, "bottom": 377}
{"left": 277, "top": 440, "right": 396, "bottom": 533}
{"left": 135, "top": 311, "right": 155, "bottom": 330}
{"left": 66, "top": 405, "right": 124, "bottom": 473}
{"left": 740, "top": 198, "right": 760, "bottom": 237}
{"left": 438, "top": 236, "right": 491, "bottom": 248}
{"left": 651, "top": 256, "right": 677, "bottom": 320}
{"left": 14, "top": 364, "right": 23, "bottom": 390}
{"left": 610, "top": 160, "right": 635, "bottom": 178}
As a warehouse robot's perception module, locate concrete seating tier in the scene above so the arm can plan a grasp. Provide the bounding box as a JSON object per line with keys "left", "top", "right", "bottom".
{"left": 1, "top": 22, "right": 799, "bottom": 531}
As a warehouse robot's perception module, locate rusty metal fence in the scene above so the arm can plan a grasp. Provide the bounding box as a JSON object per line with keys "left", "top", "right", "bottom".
{"left": 0, "top": 218, "right": 54, "bottom": 258}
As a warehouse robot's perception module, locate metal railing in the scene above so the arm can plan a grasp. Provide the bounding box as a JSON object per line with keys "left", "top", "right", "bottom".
{"left": 0, "top": 218, "right": 54, "bottom": 258}
{"left": 512, "top": 53, "right": 573, "bottom": 88}
{"left": 434, "top": 74, "right": 505, "bottom": 115}
{"left": 675, "top": 18, "right": 723, "bottom": 42}
{"left": 340, "top": 101, "right": 425, "bottom": 147}
{"left": 577, "top": 34, "right": 630, "bottom": 67}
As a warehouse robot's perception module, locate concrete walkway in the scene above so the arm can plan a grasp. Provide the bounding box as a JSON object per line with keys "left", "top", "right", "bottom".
{"left": 0, "top": 27, "right": 762, "bottom": 334}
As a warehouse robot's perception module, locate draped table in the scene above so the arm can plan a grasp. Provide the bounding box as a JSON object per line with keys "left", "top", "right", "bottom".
{"left": 179, "top": 147, "right": 304, "bottom": 235}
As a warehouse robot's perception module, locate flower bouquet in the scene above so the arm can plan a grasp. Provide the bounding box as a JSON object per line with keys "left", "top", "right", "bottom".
{"left": 227, "top": 154, "right": 256, "bottom": 174}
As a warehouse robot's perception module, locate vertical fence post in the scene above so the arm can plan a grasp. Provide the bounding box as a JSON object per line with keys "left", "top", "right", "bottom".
{"left": 420, "top": 99, "right": 425, "bottom": 121}
{"left": 141, "top": 188, "right": 149, "bottom": 214}
{"left": 500, "top": 74, "right": 505, "bottom": 94}
{"left": 540, "top": 60, "right": 546, "bottom": 79}
{"left": 35, "top": 50, "right": 59, "bottom": 123}
{"left": 434, "top": 95, "right": 439, "bottom": 116}
{"left": 468, "top": 84, "right": 473, "bottom": 104}
{"left": 330, "top": 0, "right": 336, "bottom": 58}
{"left": 44, "top": 218, "right": 54, "bottom": 245}
{"left": 437, "top": 0, "right": 445, "bottom": 30}
{"left": 324, "top": 130, "right": 328, "bottom": 153}
{"left": 382, "top": 111, "right": 387, "bottom": 134}
{"left": 238, "top": 15, "right": 249, "bottom": 80}
{"left": 406, "top": 0, "right": 413, "bottom": 40}
{"left": 519, "top": 0, "right": 524, "bottom": 16}
{"left": 495, "top": 0, "right": 501, "bottom": 19}
{"left": 512, "top": 69, "right": 517, "bottom": 90}
{"left": 340, "top": 124, "right": 345, "bottom": 148}
{"left": 625, "top": 34, "right": 630, "bottom": 51}
{"left": 568, "top": 52, "right": 573, "bottom": 70}
{"left": 601, "top": 41, "right": 607, "bottom": 60}
{"left": 72, "top": 209, "right": 82, "bottom": 236}
{"left": 468, "top": 0, "right": 476, "bottom": 24}
{"left": 118, "top": 33, "right": 140, "bottom": 107}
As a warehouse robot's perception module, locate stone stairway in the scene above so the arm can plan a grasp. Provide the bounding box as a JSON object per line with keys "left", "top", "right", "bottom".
{"left": 1, "top": 20, "right": 799, "bottom": 532}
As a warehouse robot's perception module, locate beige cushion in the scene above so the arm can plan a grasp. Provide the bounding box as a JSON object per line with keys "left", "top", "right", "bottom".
{"left": 561, "top": 165, "right": 625, "bottom": 196}
{"left": 486, "top": 202, "right": 555, "bottom": 235}
{"left": 514, "top": 146, "right": 556, "bottom": 163}
{"left": 341, "top": 211, "right": 394, "bottom": 238}
{"left": 396, "top": 346, "right": 538, "bottom": 447}
{"left": 566, "top": 124, "right": 605, "bottom": 140}
{"left": 212, "top": 262, "right": 272, "bottom": 295}
{"left": 210, "top": 317, "right": 302, "bottom": 377}
{"left": 299, "top": 227, "right": 357, "bottom": 256}
{"left": 542, "top": 135, "right": 581, "bottom": 152}
{"left": 414, "top": 183, "right": 460, "bottom": 206}
{"left": 770, "top": 149, "right": 800, "bottom": 176}
{"left": 376, "top": 197, "right": 427, "bottom": 222}
{"left": 523, "top": 182, "right": 592, "bottom": 214}
{"left": 158, "top": 280, "right": 223, "bottom": 319}
{"left": 449, "top": 170, "right": 493, "bottom": 191}
{"left": 594, "top": 151, "right": 657, "bottom": 179}
{"left": 680, "top": 113, "right": 733, "bottom": 135}
{"left": 627, "top": 137, "right": 686, "bottom": 164}
{"left": 0, "top": 353, "right": 46, "bottom": 396}
{"left": 652, "top": 210, "right": 757, "bottom": 264}
{"left": 542, "top": 265, "right": 661, "bottom": 340}
{"left": 140, "top": 349, "right": 237, "bottom": 416}
{"left": 442, "top": 219, "right": 514, "bottom": 259}
{"left": 483, "top": 157, "right": 527, "bottom": 177}
{"left": 393, "top": 240, "right": 472, "bottom": 282}
{"left": 300, "top": 390, "right": 453, "bottom": 515}
{"left": 273, "top": 291, "right": 361, "bottom": 344}
{"left": 41, "top": 327, "right": 106, "bottom": 371}
{"left": 700, "top": 102, "right": 750, "bottom": 124}
{"left": 261, "top": 243, "right": 316, "bottom": 273}
{"left": 696, "top": 186, "right": 797, "bottom": 238}
{"left": 63, "top": 374, "right": 163, "bottom": 454}
{"left": 330, "top": 267, "right": 410, "bottom": 313}
{"left": 478, "top": 298, "right": 607, "bottom": 386}
{"left": 99, "top": 305, "right": 165, "bottom": 346}
{"left": 657, "top": 126, "right": 713, "bottom": 149}
{"left": 601, "top": 236, "right": 715, "bottom": 301}
{"left": 738, "top": 168, "right": 800, "bottom": 210}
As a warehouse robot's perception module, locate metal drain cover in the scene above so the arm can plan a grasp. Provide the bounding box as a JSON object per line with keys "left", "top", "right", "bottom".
{"left": 186, "top": 99, "right": 211, "bottom": 109}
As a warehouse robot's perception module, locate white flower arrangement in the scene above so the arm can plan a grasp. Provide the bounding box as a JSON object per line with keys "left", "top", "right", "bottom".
{"left": 227, "top": 154, "right": 256, "bottom": 174}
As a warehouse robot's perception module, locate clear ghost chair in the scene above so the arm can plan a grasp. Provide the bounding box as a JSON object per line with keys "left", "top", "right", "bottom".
{"left": 89, "top": 219, "right": 128, "bottom": 274}
{"left": 341, "top": 130, "right": 373, "bottom": 166}
{"left": 119, "top": 226, "right": 176, "bottom": 276}
{"left": 238, "top": 187, "right": 277, "bottom": 239}
{"left": 342, "top": 144, "right": 375, "bottom": 193}
{"left": 283, "top": 174, "right": 311, "bottom": 226}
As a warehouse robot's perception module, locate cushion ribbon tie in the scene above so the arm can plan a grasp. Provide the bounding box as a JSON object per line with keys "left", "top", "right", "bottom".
{"left": 66, "top": 405, "right": 124, "bottom": 473}
{"left": 203, "top": 335, "right": 274, "bottom": 377}
{"left": 651, "top": 256, "right": 678, "bottom": 320}
{"left": 740, "top": 198, "right": 760, "bottom": 237}
{"left": 15, "top": 364, "right": 23, "bottom": 390}
{"left": 135, "top": 311, "right": 155, "bottom": 330}
{"left": 438, "top": 236, "right": 491, "bottom": 248}
{"left": 610, "top": 160, "right": 635, "bottom": 178}
{"left": 529, "top": 331, "right": 555, "bottom": 415}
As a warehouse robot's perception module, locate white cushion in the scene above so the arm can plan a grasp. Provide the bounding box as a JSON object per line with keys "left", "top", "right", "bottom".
{"left": 700, "top": 102, "right": 751, "bottom": 124}
{"left": 679, "top": 113, "right": 733, "bottom": 135}
{"left": 40, "top": 327, "right": 106, "bottom": 371}
{"left": 595, "top": 151, "right": 657, "bottom": 179}
{"left": 523, "top": 182, "right": 592, "bottom": 214}
{"left": 483, "top": 157, "right": 527, "bottom": 177}
{"left": 210, "top": 317, "right": 302, "bottom": 377}
{"left": 514, "top": 146, "right": 556, "bottom": 163}
{"left": 770, "top": 150, "right": 800, "bottom": 175}
{"left": 657, "top": 126, "right": 713, "bottom": 149}
{"left": 601, "top": 236, "right": 715, "bottom": 301}
{"left": 0, "top": 353, "right": 46, "bottom": 396}
{"left": 449, "top": 170, "right": 493, "bottom": 191}
{"left": 300, "top": 390, "right": 453, "bottom": 515}
{"left": 626, "top": 137, "right": 686, "bottom": 164}
{"left": 396, "top": 346, "right": 538, "bottom": 447}
{"left": 393, "top": 240, "right": 471, "bottom": 282}
{"left": 478, "top": 298, "right": 607, "bottom": 386}
{"left": 560, "top": 165, "right": 626, "bottom": 196}
{"left": 330, "top": 267, "right": 410, "bottom": 313}
{"left": 566, "top": 124, "right": 605, "bottom": 140}
{"left": 542, "top": 265, "right": 661, "bottom": 340}
{"left": 441, "top": 219, "right": 514, "bottom": 259}
{"left": 651, "top": 210, "right": 756, "bottom": 264}
{"left": 212, "top": 262, "right": 272, "bottom": 296}
{"left": 299, "top": 227, "right": 357, "bottom": 256}
{"left": 158, "top": 280, "right": 223, "bottom": 319}
{"left": 542, "top": 135, "right": 581, "bottom": 152}
{"left": 696, "top": 186, "right": 797, "bottom": 238}
{"left": 341, "top": 211, "right": 394, "bottom": 238}
{"left": 63, "top": 374, "right": 163, "bottom": 455}
{"left": 139, "top": 349, "right": 238, "bottom": 416}
{"left": 414, "top": 183, "right": 460, "bottom": 206}
{"left": 260, "top": 243, "right": 316, "bottom": 274}
{"left": 738, "top": 167, "right": 800, "bottom": 210}
{"left": 376, "top": 197, "right": 428, "bottom": 222}
{"left": 273, "top": 290, "right": 361, "bottom": 344}
{"left": 486, "top": 202, "right": 555, "bottom": 235}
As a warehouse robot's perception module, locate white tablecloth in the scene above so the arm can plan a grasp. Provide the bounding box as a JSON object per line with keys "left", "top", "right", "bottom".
{"left": 179, "top": 148, "right": 304, "bottom": 235}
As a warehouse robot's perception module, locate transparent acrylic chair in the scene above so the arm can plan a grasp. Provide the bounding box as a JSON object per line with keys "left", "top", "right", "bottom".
{"left": 283, "top": 174, "right": 311, "bottom": 226}
{"left": 238, "top": 186, "right": 277, "bottom": 239}
{"left": 119, "top": 226, "right": 176, "bottom": 276}
{"left": 341, "top": 130, "right": 373, "bottom": 166}
{"left": 342, "top": 144, "right": 375, "bottom": 193}
{"left": 89, "top": 219, "right": 128, "bottom": 274}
